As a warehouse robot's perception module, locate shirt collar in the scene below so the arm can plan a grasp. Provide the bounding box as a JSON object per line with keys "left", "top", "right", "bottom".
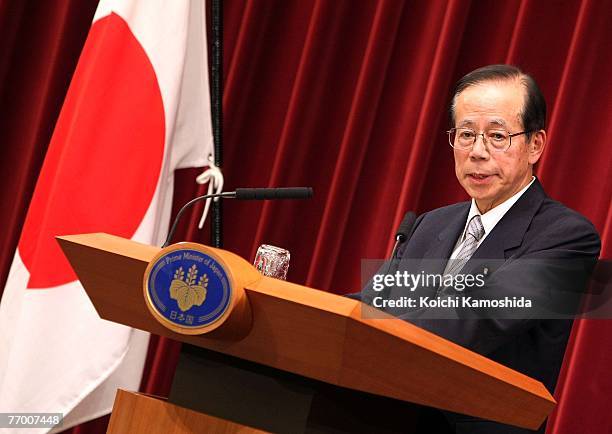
{"left": 460, "top": 176, "right": 536, "bottom": 242}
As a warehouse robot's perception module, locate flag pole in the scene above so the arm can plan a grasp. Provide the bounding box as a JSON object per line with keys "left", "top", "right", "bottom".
{"left": 210, "top": 0, "right": 223, "bottom": 248}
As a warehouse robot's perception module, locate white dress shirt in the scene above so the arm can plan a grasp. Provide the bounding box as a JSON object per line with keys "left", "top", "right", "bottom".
{"left": 448, "top": 176, "right": 536, "bottom": 260}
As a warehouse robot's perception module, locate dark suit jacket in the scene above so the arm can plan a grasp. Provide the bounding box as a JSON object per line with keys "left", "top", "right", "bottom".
{"left": 355, "top": 179, "right": 601, "bottom": 433}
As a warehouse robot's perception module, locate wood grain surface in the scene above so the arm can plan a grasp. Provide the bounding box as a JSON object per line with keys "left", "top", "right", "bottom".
{"left": 58, "top": 233, "right": 555, "bottom": 430}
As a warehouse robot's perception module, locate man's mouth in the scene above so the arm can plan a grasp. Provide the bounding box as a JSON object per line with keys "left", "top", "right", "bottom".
{"left": 467, "top": 173, "right": 495, "bottom": 182}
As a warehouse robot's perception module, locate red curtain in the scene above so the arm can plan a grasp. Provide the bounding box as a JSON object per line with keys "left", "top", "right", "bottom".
{"left": 0, "top": 0, "right": 610, "bottom": 433}
{"left": 221, "top": 1, "right": 611, "bottom": 433}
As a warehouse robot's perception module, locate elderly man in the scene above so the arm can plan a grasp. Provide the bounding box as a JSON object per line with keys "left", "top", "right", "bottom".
{"left": 354, "top": 65, "right": 600, "bottom": 433}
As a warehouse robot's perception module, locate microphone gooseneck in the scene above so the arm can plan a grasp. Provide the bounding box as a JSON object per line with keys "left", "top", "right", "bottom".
{"left": 389, "top": 211, "right": 417, "bottom": 261}
{"left": 162, "top": 187, "right": 314, "bottom": 247}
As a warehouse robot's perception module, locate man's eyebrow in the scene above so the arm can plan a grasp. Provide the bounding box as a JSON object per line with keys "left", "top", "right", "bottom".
{"left": 457, "top": 118, "right": 510, "bottom": 128}
{"left": 457, "top": 120, "right": 475, "bottom": 127}
{"left": 488, "top": 118, "right": 507, "bottom": 127}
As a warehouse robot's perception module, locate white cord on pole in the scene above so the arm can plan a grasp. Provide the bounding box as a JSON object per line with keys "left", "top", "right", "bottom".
{"left": 195, "top": 154, "right": 224, "bottom": 229}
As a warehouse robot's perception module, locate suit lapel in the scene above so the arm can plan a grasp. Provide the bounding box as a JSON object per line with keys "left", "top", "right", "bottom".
{"left": 420, "top": 202, "right": 470, "bottom": 275}
{"left": 465, "top": 179, "right": 547, "bottom": 273}
{"left": 390, "top": 203, "right": 469, "bottom": 299}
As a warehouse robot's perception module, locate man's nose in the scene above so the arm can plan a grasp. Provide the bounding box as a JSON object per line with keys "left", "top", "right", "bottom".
{"left": 469, "top": 134, "right": 489, "bottom": 159}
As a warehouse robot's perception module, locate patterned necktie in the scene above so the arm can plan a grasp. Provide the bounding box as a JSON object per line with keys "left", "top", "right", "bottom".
{"left": 444, "top": 214, "right": 485, "bottom": 276}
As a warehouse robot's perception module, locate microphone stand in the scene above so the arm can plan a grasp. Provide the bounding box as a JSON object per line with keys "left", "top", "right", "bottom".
{"left": 163, "top": 192, "right": 236, "bottom": 248}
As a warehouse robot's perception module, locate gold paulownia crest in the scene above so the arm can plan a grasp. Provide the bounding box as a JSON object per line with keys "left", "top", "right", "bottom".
{"left": 169, "top": 264, "right": 208, "bottom": 312}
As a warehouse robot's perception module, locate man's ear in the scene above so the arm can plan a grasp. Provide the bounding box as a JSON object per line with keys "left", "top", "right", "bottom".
{"left": 528, "top": 130, "right": 546, "bottom": 165}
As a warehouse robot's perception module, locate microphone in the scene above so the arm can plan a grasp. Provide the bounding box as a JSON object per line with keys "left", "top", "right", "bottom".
{"left": 390, "top": 211, "right": 417, "bottom": 260}
{"left": 379, "top": 211, "right": 417, "bottom": 294}
{"left": 235, "top": 187, "right": 313, "bottom": 200}
{"left": 395, "top": 211, "right": 417, "bottom": 244}
{"left": 162, "top": 187, "right": 314, "bottom": 247}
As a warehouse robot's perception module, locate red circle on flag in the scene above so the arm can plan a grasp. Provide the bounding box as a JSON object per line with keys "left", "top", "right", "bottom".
{"left": 19, "top": 13, "right": 165, "bottom": 289}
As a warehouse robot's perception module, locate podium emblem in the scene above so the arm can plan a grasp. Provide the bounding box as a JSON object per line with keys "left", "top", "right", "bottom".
{"left": 143, "top": 243, "right": 232, "bottom": 334}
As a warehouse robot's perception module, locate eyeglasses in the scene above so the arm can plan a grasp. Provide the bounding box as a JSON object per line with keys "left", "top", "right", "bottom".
{"left": 447, "top": 128, "right": 530, "bottom": 152}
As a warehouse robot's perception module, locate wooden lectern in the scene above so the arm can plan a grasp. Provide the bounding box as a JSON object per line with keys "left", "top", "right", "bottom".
{"left": 57, "top": 233, "right": 555, "bottom": 433}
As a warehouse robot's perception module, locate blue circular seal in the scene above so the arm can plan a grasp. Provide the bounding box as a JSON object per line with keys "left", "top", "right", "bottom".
{"left": 144, "top": 244, "right": 233, "bottom": 334}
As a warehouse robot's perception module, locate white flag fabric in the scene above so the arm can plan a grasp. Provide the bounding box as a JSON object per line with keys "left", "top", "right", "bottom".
{"left": 0, "top": 0, "right": 212, "bottom": 432}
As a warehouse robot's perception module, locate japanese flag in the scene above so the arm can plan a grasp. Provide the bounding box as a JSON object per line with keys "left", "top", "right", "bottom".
{"left": 0, "top": 0, "right": 212, "bottom": 432}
